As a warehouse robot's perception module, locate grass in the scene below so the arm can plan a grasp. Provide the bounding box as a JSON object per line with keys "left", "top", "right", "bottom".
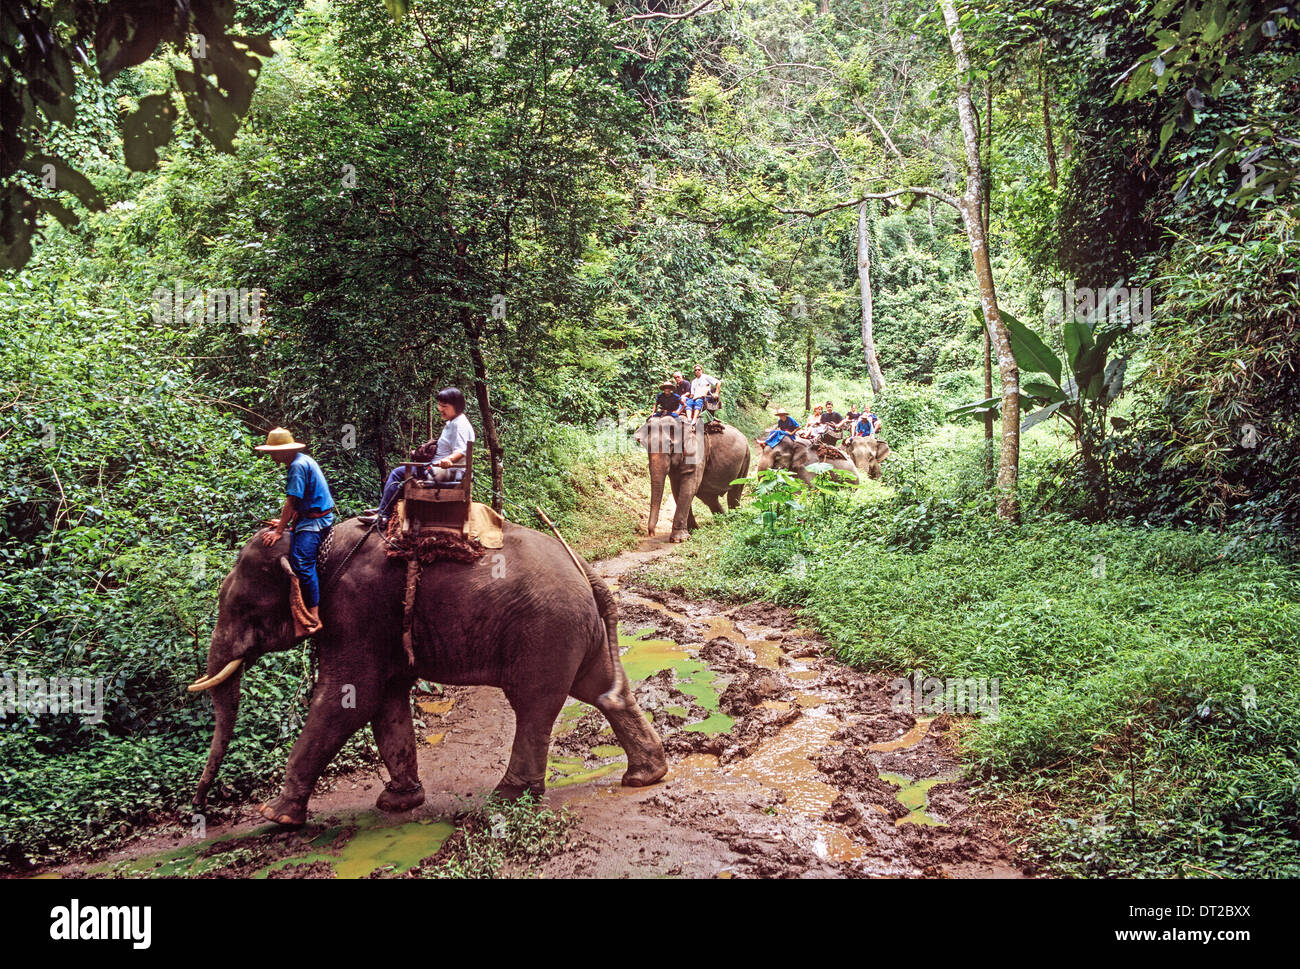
{"left": 636, "top": 417, "right": 1300, "bottom": 878}
{"left": 410, "top": 793, "right": 576, "bottom": 879}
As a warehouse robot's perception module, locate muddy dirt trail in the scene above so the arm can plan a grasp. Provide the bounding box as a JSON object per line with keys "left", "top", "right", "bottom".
{"left": 35, "top": 513, "right": 1027, "bottom": 880}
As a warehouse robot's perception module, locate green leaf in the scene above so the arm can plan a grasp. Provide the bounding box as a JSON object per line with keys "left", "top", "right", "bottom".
{"left": 1063, "top": 317, "right": 1094, "bottom": 372}
{"left": 1022, "top": 380, "right": 1066, "bottom": 403}
{"left": 122, "top": 93, "right": 177, "bottom": 171}
{"left": 1000, "top": 309, "right": 1062, "bottom": 383}
{"left": 1020, "top": 400, "right": 1064, "bottom": 433}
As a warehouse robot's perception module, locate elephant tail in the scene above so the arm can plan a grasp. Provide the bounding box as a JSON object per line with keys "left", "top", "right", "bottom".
{"left": 581, "top": 561, "right": 630, "bottom": 712}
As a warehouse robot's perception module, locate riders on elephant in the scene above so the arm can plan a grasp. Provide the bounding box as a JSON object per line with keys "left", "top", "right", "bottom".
{"left": 375, "top": 387, "right": 475, "bottom": 525}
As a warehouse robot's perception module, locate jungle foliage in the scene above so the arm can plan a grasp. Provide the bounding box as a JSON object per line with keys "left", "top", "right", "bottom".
{"left": 2, "top": 0, "right": 1297, "bottom": 874}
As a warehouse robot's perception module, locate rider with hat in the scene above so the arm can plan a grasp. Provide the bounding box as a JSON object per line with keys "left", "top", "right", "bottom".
{"left": 256, "top": 427, "right": 335, "bottom": 638}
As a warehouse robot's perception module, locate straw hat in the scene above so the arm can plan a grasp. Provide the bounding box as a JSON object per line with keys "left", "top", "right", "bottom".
{"left": 775, "top": 408, "right": 789, "bottom": 416}
{"left": 254, "top": 427, "right": 307, "bottom": 452}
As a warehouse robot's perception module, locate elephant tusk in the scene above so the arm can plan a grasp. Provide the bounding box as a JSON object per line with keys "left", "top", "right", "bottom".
{"left": 187, "top": 659, "right": 243, "bottom": 693}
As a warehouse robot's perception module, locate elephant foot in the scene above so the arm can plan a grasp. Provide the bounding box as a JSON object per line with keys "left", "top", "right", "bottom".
{"left": 376, "top": 782, "right": 425, "bottom": 814}
{"left": 257, "top": 796, "right": 307, "bottom": 828}
{"left": 621, "top": 762, "right": 668, "bottom": 788}
{"left": 670, "top": 530, "right": 690, "bottom": 543}
{"left": 493, "top": 779, "right": 545, "bottom": 802}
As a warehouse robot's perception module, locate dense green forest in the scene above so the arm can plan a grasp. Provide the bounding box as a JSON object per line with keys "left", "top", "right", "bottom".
{"left": 2, "top": 0, "right": 1297, "bottom": 878}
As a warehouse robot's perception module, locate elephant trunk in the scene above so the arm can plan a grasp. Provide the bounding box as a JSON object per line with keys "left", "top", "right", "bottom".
{"left": 190, "top": 629, "right": 250, "bottom": 808}
{"left": 647, "top": 452, "right": 669, "bottom": 537}
{"left": 192, "top": 669, "right": 242, "bottom": 808}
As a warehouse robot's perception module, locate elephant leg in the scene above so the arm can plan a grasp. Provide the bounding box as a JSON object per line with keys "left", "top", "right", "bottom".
{"left": 371, "top": 678, "right": 425, "bottom": 813}
{"left": 572, "top": 681, "right": 668, "bottom": 788}
{"left": 728, "top": 443, "right": 751, "bottom": 510}
{"left": 496, "top": 689, "right": 567, "bottom": 801}
{"left": 668, "top": 472, "right": 692, "bottom": 543}
{"left": 259, "top": 675, "right": 378, "bottom": 826}
{"left": 699, "top": 492, "right": 724, "bottom": 516}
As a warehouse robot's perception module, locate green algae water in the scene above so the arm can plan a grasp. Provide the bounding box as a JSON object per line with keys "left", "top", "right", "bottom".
{"left": 879, "top": 773, "right": 947, "bottom": 827}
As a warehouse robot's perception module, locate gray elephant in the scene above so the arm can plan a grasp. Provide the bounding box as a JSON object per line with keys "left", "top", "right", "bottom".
{"left": 841, "top": 436, "right": 892, "bottom": 479}
{"left": 632, "top": 417, "right": 751, "bottom": 542}
{"left": 187, "top": 518, "right": 668, "bottom": 826}
{"left": 756, "top": 435, "right": 859, "bottom": 484}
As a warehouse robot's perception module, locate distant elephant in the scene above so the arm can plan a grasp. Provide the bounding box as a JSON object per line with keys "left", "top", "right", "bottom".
{"left": 756, "top": 435, "right": 859, "bottom": 485}
{"left": 842, "top": 436, "right": 892, "bottom": 479}
{"left": 187, "top": 519, "right": 668, "bottom": 826}
{"left": 632, "top": 418, "right": 751, "bottom": 542}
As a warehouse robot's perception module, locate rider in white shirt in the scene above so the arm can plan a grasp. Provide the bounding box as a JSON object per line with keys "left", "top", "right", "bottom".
{"left": 685, "top": 363, "right": 720, "bottom": 423}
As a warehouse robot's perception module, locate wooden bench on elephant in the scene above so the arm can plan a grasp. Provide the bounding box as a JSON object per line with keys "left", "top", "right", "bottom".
{"left": 398, "top": 440, "right": 473, "bottom": 537}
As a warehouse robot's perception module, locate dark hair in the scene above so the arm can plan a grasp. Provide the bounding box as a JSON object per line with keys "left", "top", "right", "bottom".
{"left": 436, "top": 387, "right": 466, "bottom": 415}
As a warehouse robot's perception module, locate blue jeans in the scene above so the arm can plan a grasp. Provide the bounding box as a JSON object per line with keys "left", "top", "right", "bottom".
{"left": 379, "top": 466, "right": 411, "bottom": 516}
{"left": 290, "top": 526, "right": 328, "bottom": 608}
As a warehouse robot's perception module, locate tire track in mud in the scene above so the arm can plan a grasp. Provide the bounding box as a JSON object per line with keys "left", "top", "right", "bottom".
{"left": 32, "top": 529, "right": 1026, "bottom": 879}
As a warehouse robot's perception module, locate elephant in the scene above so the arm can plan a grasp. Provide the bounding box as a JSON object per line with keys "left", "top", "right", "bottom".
{"left": 187, "top": 517, "right": 668, "bottom": 826}
{"left": 632, "top": 417, "right": 751, "bottom": 542}
{"left": 755, "top": 435, "right": 859, "bottom": 485}
{"left": 841, "top": 436, "right": 892, "bottom": 479}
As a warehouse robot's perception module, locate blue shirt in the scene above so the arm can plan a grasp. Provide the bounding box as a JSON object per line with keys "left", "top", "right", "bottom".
{"left": 285, "top": 453, "right": 334, "bottom": 532}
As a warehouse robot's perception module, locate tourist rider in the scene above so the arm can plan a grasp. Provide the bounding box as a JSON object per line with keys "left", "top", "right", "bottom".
{"left": 821, "top": 400, "right": 843, "bottom": 427}
{"left": 685, "top": 363, "right": 720, "bottom": 424}
{"left": 374, "top": 387, "right": 476, "bottom": 525}
{"left": 801, "top": 405, "right": 824, "bottom": 441}
{"left": 256, "top": 427, "right": 335, "bottom": 638}
{"left": 673, "top": 371, "right": 691, "bottom": 399}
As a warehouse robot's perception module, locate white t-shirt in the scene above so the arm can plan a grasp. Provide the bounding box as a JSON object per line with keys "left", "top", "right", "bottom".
{"left": 690, "top": 374, "right": 719, "bottom": 398}
{"left": 434, "top": 413, "right": 475, "bottom": 463}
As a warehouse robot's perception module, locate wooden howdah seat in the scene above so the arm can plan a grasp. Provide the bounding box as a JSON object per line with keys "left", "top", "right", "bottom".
{"left": 397, "top": 440, "right": 473, "bottom": 537}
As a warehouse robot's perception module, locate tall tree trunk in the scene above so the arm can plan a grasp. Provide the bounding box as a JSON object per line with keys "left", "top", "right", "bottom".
{"left": 983, "top": 327, "right": 994, "bottom": 483}
{"left": 981, "top": 82, "right": 994, "bottom": 484}
{"left": 1040, "top": 47, "right": 1057, "bottom": 190}
{"left": 804, "top": 325, "right": 813, "bottom": 413}
{"left": 857, "top": 202, "right": 885, "bottom": 394}
{"left": 983, "top": 81, "right": 993, "bottom": 235}
{"left": 942, "top": 0, "right": 1019, "bottom": 520}
{"left": 453, "top": 240, "right": 505, "bottom": 513}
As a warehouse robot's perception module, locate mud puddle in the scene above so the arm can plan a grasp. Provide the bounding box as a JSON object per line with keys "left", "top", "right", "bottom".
{"left": 33, "top": 525, "right": 1025, "bottom": 879}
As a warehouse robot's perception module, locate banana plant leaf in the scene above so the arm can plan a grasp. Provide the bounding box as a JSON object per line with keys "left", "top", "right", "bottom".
{"left": 1000, "top": 310, "right": 1062, "bottom": 384}
{"left": 1022, "top": 380, "right": 1066, "bottom": 403}
{"left": 1020, "top": 400, "right": 1065, "bottom": 432}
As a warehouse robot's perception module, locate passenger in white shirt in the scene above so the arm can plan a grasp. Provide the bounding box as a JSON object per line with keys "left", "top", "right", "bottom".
{"left": 375, "top": 387, "right": 475, "bottom": 522}
{"left": 685, "top": 363, "right": 720, "bottom": 423}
